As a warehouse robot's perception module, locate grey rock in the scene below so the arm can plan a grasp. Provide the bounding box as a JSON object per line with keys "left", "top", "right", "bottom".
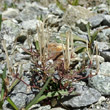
{"left": 102, "top": 15, "right": 110, "bottom": 26}
{"left": 88, "top": 14, "right": 110, "bottom": 28}
{"left": 91, "top": 55, "right": 104, "bottom": 69}
{"left": 71, "top": 26, "right": 88, "bottom": 36}
{"left": 18, "top": 2, "right": 49, "bottom": 21}
{"left": 3, "top": 76, "right": 35, "bottom": 109}
{"left": 95, "top": 41, "right": 110, "bottom": 61}
{"left": 0, "top": 53, "right": 6, "bottom": 60}
{"left": 29, "top": 104, "right": 51, "bottom": 110}
{"left": 15, "top": 0, "right": 26, "bottom": 11}
{"left": 1, "top": 20, "right": 21, "bottom": 45}
{"left": 22, "top": 61, "right": 32, "bottom": 71}
{"left": 0, "top": 69, "right": 3, "bottom": 73}
{"left": 15, "top": 44, "right": 26, "bottom": 53}
{"left": 97, "top": 32, "right": 109, "bottom": 42}
{"left": 48, "top": 3, "right": 64, "bottom": 16}
{"left": 16, "top": 30, "right": 27, "bottom": 43}
{"left": 38, "top": 0, "right": 56, "bottom": 7}
{"left": 98, "top": 62, "right": 110, "bottom": 76}
{"left": 63, "top": 82, "right": 101, "bottom": 108}
{"left": 59, "top": 24, "right": 70, "bottom": 33}
{"left": 63, "top": 5, "right": 94, "bottom": 25}
{"left": 51, "top": 107, "right": 66, "bottom": 110}
{"left": 0, "top": 49, "right": 2, "bottom": 54}
{"left": 2, "top": 8, "right": 19, "bottom": 19}
{"left": 14, "top": 53, "right": 30, "bottom": 61}
{"left": 96, "top": 25, "right": 110, "bottom": 42}
{"left": 36, "top": 105, "right": 51, "bottom": 110}
{"left": 88, "top": 62, "right": 110, "bottom": 95}
{"left": 101, "top": 27, "right": 110, "bottom": 40}
{"left": 88, "top": 14, "right": 104, "bottom": 28}
{"left": 0, "top": 63, "right": 6, "bottom": 70}
{"left": 2, "top": 0, "right": 13, "bottom": 7}
{"left": 23, "top": 38, "right": 35, "bottom": 50}
{"left": 93, "top": 4, "right": 108, "bottom": 14}
{"left": 21, "top": 19, "right": 42, "bottom": 32}
{"left": 46, "top": 14, "right": 62, "bottom": 27}
{"left": 76, "top": 19, "right": 88, "bottom": 32}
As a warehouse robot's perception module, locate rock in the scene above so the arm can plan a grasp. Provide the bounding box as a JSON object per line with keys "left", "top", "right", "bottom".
{"left": 88, "top": 62, "right": 110, "bottom": 95}
{"left": 46, "top": 14, "right": 62, "bottom": 27}
{"left": 15, "top": 0, "right": 26, "bottom": 11}
{"left": 63, "top": 82, "right": 101, "bottom": 108}
{"left": 95, "top": 41, "right": 110, "bottom": 61}
{"left": 88, "top": 14, "right": 104, "bottom": 28}
{"left": 14, "top": 53, "right": 30, "bottom": 61}
{"left": 63, "top": 5, "right": 94, "bottom": 26}
{"left": 97, "top": 29, "right": 109, "bottom": 42}
{"left": 84, "top": 0, "right": 106, "bottom": 7}
{"left": 22, "top": 61, "right": 32, "bottom": 72}
{"left": 0, "top": 69, "right": 3, "bottom": 73}
{"left": 23, "top": 38, "right": 35, "bottom": 50}
{"left": 2, "top": 8, "right": 19, "bottom": 19}
{"left": 1, "top": 19, "right": 21, "bottom": 46}
{"left": 71, "top": 26, "right": 88, "bottom": 36}
{"left": 0, "top": 53, "right": 6, "bottom": 61}
{"left": 93, "top": 4, "right": 108, "bottom": 14}
{"left": 101, "top": 15, "right": 110, "bottom": 27}
{"left": 36, "top": 105, "right": 51, "bottom": 110}
{"left": 3, "top": 76, "right": 35, "bottom": 109}
{"left": 0, "top": 49, "right": 2, "bottom": 54}
{"left": 100, "top": 27, "right": 110, "bottom": 41}
{"left": 48, "top": 3, "right": 64, "bottom": 16}
{"left": 21, "top": 19, "right": 42, "bottom": 32}
{"left": 16, "top": 30, "right": 27, "bottom": 43}
{"left": 91, "top": 55, "right": 104, "bottom": 69}
{"left": 18, "top": 2, "right": 49, "bottom": 21}
{"left": 38, "top": 0, "right": 56, "bottom": 7}
{"left": 76, "top": 19, "right": 88, "bottom": 32}
{"left": 59, "top": 24, "right": 71, "bottom": 33}
{"left": 51, "top": 107, "right": 66, "bottom": 110}
{"left": 88, "top": 14, "right": 110, "bottom": 28}
{"left": 0, "top": 0, "right": 13, "bottom": 10}
{"left": 29, "top": 104, "right": 51, "bottom": 110}
{"left": 97, "top": 96, "right": 106, "bottom": 105}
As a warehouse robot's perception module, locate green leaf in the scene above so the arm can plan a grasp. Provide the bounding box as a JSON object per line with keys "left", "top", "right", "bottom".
{"left": 91, "top": 30, "right": 99, "bottom": 43}
{"left": 70, "top": 0, "right": 79, "bottom": 6}
{"left": 4, "top": 2, "right": 8, "bottom": 10}
{"left": 34, "top": 90, "right": 79, "bottom": 104}
{"left": 61, "top": 33, "right": 87, "bottom": 43}
{"left": 75, "top": 46, "right": 86, "bottom": 53}
{"left": 74, "top": 35, "right": 87, "bottom": 43}
{"left": 6, "top": 96, "right": 19, "bottom": 110}
{"left": 25, "top": 77, "right": 51, "bottom": 110}
{"left": 8, "top": 65, "right": 23, "bottom": 92}
{"left": 0, "top": 101, "right": 3, "bottom": 109}
{"left": 56, "top": 0, "right": 66, "bottom": 11}
{"left": 2, "top": 65, "right": 7, "bottom": 79}
{"left": 35, "top": 40, "right": 40, "bottom": 51}
{"left": 86, "top": 22, "right": 91, "bottom": 42}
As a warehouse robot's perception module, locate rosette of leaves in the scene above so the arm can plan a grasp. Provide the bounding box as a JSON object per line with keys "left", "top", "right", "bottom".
{"left": 60, "top": 25, "right": 99, "bottom": 55}
{"left": 74, "top": 22, "right": 99, "bottom": 54}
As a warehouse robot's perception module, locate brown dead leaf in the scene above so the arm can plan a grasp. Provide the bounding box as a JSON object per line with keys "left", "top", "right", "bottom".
{"left": 47, "top": 43, "right": 65, "bottom": 61}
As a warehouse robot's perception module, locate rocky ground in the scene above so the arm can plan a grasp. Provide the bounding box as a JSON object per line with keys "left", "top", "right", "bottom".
{"left": 0, "top": 0, "right": 110, "bottom": 110}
